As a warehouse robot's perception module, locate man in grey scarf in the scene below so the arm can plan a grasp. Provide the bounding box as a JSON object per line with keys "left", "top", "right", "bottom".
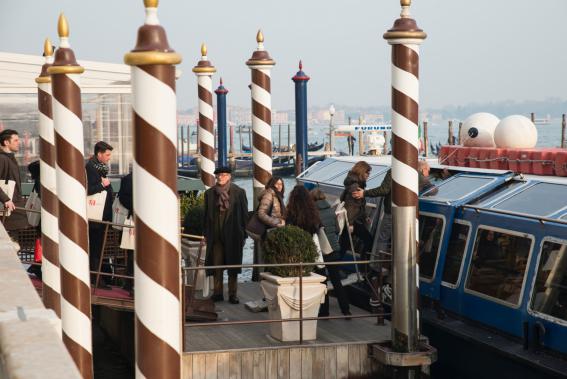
{"left": 203, "top": 166, "right": 248, "bottom": 304}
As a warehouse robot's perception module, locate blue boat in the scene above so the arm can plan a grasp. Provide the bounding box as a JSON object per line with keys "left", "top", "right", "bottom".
{"left": 298, "top": 156, "right": 567, "bottom": 378}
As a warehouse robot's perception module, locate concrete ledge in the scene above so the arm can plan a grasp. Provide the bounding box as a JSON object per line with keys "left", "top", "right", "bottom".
{"left": 0, "top": 224, "right": 81, "bottom": 379}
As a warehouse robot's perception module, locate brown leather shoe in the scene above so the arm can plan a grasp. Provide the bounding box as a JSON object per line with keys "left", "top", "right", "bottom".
{"left": 229, "top": 295, "right": 240, "bottom": 304}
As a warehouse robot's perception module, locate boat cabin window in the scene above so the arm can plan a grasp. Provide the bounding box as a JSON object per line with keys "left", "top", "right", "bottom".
{"left": 530, "top": 241, "right": 567, "bottom": 322}
{"left": 422, "top": 176, "right": 494, "bottom": 201}
{"left": 493, "top": 183, "right": 567, "bottom": 217}
{"left": 469, "top": 180, "right": 526, "bottom": 207}
{"left": 328, "top": 165, "right": 388, "bottom": 187}
{"left": 419, "top": 215, "right": 445, "bottom": 280}
{"left": 442, "top": 222, "right": 470, "bottom": 285}
{"left": 302, "top": 161, "right": 353, "bottom": 182}
{"left": 366, "top": 168, "right": 389, "bottom": 188}
{"left": 466, "top": 228, "right": 532, "bottom": 305}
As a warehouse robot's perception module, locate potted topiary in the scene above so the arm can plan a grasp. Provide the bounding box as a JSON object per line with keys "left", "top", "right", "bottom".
{"left": 260, "top": 225, "right": 327, "bottom": 341}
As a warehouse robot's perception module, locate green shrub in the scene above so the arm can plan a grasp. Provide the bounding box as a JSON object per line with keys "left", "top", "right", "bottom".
{"left": 181, "top": 192, "right": 205, "bottom": 237}
{"left": 263, "top": 225, "right": 318, "bottom": 277}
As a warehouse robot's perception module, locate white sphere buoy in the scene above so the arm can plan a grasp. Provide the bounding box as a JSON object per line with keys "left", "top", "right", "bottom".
{"left": 494, "top": 115, "right": 538, "bottom": 148}
{"left": 460, "top": 112, "right": 500, "bottom": 147}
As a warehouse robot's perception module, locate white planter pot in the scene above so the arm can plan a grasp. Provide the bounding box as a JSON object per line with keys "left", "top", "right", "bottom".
{"left": 260, "top": 272, "right": 327, "bottom": 342}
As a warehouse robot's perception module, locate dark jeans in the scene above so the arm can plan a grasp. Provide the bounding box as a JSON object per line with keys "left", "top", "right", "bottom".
{"left": 339, "top": 221, "right": 373, "bottom": 257}
{"left": 89, "top": 223, "right": 112, "bottom": 285}
{"left": 317, "top": 252, "right": 350, "bottom": 315}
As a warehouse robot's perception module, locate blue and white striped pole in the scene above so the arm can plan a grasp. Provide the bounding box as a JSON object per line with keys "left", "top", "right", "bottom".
{"left": 215, "top": 78, "right": 229, "bottom": 167}
{"left": 292, "top": 60, "right": 310, "bottom": 173}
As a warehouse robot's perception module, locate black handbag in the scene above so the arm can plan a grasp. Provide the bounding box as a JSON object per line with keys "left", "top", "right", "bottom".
{"left": 245, "top": 202, "right": 274, "bottom": 241}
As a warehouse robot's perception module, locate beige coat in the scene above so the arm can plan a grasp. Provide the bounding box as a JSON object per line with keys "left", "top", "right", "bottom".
{"left": 257, "top": 188, "right": 284, "bottom": 228}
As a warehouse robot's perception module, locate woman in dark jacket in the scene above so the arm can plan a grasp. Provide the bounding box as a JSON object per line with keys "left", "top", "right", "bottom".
{"left": 340, "top": 161, "right": 373, "bottom": 255}
{"left": 311, "top": 189, "right": 351, "bottom": 318}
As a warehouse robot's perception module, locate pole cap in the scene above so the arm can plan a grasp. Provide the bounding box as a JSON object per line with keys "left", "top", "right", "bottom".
{"left": 383, "top": 0, "right": 427, "bottom": 41}
{"left": 246, "top": 29, "right": 275, "bottom": 66}
{"left": 47, "top": 14, "right": 84, "bottom": 75}
{"left": 193, "top": 43, "right": 216, "bottom": 74}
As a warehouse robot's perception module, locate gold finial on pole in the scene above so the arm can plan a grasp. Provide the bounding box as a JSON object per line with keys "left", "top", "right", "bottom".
{"left": 201, "top": 43, "right": 207, "bottom": 57}
{"left": 57, "top": 13, "right": 69, "bottom": 38}
{"left": 401, "top": 0, "right": 411, "bottom": 6}
{"left": 256, "top": 30, "right": 264, "bottom": 43}
{"left": 44, "top": 38, "right": 53, "bottom": 57}
{"left": 144, "top": 0, "right": 158, "bottom": 8}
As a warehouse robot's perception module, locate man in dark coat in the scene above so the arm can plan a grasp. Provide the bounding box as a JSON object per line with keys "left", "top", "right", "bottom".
{"left": 86, "top": 141, "right": 113, "bottom": 288}
{"left": 0, "top": 129, "right": 28, "bottom": 231}
{"left": 203, "top": 166, "right": 248, "bottom": 304}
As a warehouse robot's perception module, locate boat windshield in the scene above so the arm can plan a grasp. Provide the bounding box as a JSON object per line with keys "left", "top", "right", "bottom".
{"left": 302, "top": 160, "right": 353, "bottom": 182}
{"left": 422, "top": 175, "right": 495, "bottom": 202}
{"left": 492, "top": 182, "right": 567, "bottom": 217}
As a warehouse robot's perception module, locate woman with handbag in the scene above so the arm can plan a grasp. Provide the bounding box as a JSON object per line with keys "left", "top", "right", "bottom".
{"left": 311, "top": 189, "right": 351, "bottom": 318}
{"left": 251, "top": 176, "right": 286, "bottom": 281}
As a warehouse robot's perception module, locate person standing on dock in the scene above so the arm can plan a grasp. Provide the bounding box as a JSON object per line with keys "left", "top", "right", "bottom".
{"left": 203, "top": 166, "right": 248, "bottom": 304}
{"left": 86, "top": 141, "right": 113, "bottom": 288}
{"left": 347, "top": 134, "right": 356, "bottom": 156}
{"left": 0, "top": 129, "right": 28, "bottom": 231}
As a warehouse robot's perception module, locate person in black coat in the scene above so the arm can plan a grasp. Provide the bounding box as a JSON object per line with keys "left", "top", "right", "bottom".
{"left": 118, "top": 172, "right": 133, "bottom": 293}
{"left": 86, "top": 141, "right": 113, "bottom": 288}
{"left": 203, "top": 166, "right": 248, "bottom": 304}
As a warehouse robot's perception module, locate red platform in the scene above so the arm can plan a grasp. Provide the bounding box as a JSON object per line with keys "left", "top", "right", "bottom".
{"left": 438, "top": 145, "right": 567, "bottom": 177}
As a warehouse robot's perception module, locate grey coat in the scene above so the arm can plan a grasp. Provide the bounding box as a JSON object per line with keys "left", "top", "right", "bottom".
{"left": 316, "top": 199, "right": 341, "bottom": 252}
{"left": 203, "top": 183, "right": 248, "bottom": 275}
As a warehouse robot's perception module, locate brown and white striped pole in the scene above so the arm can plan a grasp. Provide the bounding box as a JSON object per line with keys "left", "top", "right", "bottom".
{"left": 246, "top": 30, "right": 276, "bottom": 208}
{"left": 124, "top": 1, "right": 183, "bottom": 378}
{"left": 383, "top": 0, "right": 426, "bottom": 354}
{"left": 48, "top": 14, "right": 92, "bottom": 378}
{"left": 192, "top": 43, "right": 216, "bottom": 188}
{"left": 36, "top": 38, "right": 61, "bottom": 320}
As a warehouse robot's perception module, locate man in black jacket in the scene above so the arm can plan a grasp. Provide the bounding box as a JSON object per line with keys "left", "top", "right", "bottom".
{"left": 86, "top": 141, "right": 113, "bottom": 288}
{"left": 0, "top": 129, "right": 28, "bottom": 231}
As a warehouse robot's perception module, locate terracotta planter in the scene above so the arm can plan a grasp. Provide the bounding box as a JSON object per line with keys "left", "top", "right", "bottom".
{"left": 260, "top": 272, "right": 327, "bottom": 341}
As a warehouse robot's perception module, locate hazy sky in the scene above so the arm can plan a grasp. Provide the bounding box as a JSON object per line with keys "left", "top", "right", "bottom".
{"left": 2, "top": 0, "right": 567, "bottom": 111}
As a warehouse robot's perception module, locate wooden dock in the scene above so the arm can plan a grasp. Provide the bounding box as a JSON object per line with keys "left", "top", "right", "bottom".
{"left": 183, "top": 282, "right": 390, "bottom": 379}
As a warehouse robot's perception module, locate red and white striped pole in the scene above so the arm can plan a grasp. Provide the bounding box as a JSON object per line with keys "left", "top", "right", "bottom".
{"left": 48, "top": 14, "right": 93, "bottom": 378}
{"left": 383, "top": 0, "right": 426, "bottom": 354}
{"left": 246, "top": 30, "right": 276, "bottom": 207}
{"left": 192, "top": 43, "right": 216, "bottom": 188}
{"left": 36, "top": 38, "right": 61, "bottom": 320}
{"left": 124, "top": 1, "right": 183, "bottom": 377}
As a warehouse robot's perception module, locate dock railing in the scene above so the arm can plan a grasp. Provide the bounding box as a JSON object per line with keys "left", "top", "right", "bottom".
{"left": 7, "top": 205, "right": 391, "bottom": 346}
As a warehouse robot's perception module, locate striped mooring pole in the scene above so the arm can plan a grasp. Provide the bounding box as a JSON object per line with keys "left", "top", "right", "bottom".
{"left": 48, "top": 14, "right": 93, "bottom": 378}
{"left": 36, "top": 38, "right": 61, "bottom": 320}
{"left": 215, "top": 78, "right": 229, "bottom": 168}
{"left": 124, "top": 0, "right": 183, "bottom": 377}
{"left": 383, "top": 0, "right": 426, "bottom": 355}
{"left": 246, "top": 30, "right": 275, "bottom": 208}
{"left": 193, "top": 43, "right": 216, "bottom": 188}
{"left": 292, "top": 60, "right": 310, "bottom": 174}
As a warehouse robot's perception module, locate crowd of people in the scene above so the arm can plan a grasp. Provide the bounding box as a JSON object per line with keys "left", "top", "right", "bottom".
{"left": 0, "top": 133, "right": 437, "bottom": 317}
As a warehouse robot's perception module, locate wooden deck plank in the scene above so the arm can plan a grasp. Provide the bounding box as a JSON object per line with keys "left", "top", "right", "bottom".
{"left": 324, "top": 347, "right": 337, "bottom": 379}
{"left": 312, "top": 346, "right": 325, "bottom": 379}
{"left": 348, "top": 344, "right": 361, "bottom": 377}
{"left": 241, "top": 351, "right": 254, "bottom": 379}
{"left": 193, "top": 354, "right": 206, "bottom": 379}
{"left": 253, "top": 350, "right": 266, "bottom": 379}
{"left": 359, "top": 344, "right": 372, "bottom": 377}
{"left": 277, "top": 348, "right": 290, "bottom": 379}
{"left": 185, "top": 283, "right": 389, "bottom": 353}
{"left": 217, "top": 352, "right": 229, "bottom": 379}
{"left": 301, "top": 348, "right": 313, "bottom": 379}
{"left": 183, "top": 354, "right": 193, "bottom": 379}
{"left": 228, "top": 352, "right": 241, "bottom": 379}
{"left": 336, "top": 346, "right": 349, "bottom": 379}
{"left": 289, "top": 348, "right": 302, "bottom": 379}
{"left": 266, "top": 349, "right": 278, "bottom": 379}
{"left": 205, "top": 353, "right": 218, "bottom": 379}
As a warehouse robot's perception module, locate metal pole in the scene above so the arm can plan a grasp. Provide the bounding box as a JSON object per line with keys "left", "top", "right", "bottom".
{"left": 239, "top": 125, "right": 243, "bottom": 154}
{"left": 193, "top": 44, "right": 216, "bottom": 188}
{"left": 530, "top": 112, "right": 535, "bottom": 123}
{"left": 292, "top": 60, "right": 310, "bottom": 173}
{"left": 423, "top": 121, "right": 428, "bottom": 157}
{"left": 215, "top": 78, "right": 229, "bottom": 167}
{"left": 448, "top": 120, "right": 454, "bottom": 145}
{"left": 458, "top": 121, "right": 463, "bottom": 145}
{"left": 561, "top": 114, "right": 566, "bottom": 149}
{"left": 287, "top": 123, "right": 291, "bottom": 152}
{"left": 125, "top": 1, "right": 182, "bottom": 377}
{"left": 246, "top": 30, "right": 275, "bottom": 209}
{"left": 49, "top": 14, "right": 93, "bottom": 377}
{"left": 278, "top": 123, "right": 282, "bottom": 163}
{"left": 329, "top": 111, "right": 334, "bottom": 152}
{"left": 384, "top": 0, "right": 426, "bottom": 356}
{"left": 36, "top": 39, "right": 61, "bottom": 319}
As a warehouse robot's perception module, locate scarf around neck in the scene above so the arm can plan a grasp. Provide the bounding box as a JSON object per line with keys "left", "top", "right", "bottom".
{"left": 90, "top": 157, "right": 109, "bottom": 177}
{"left": 214, "top": 181, "right": 231, "bottom": 212}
